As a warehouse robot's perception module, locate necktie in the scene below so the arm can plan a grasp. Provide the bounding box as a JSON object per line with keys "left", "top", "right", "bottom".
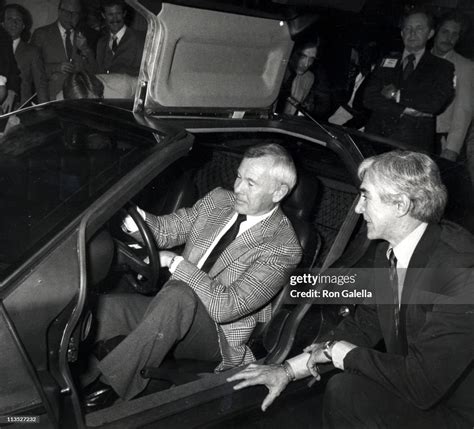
{"left": 402, "top": 54, "right": 415, "bottom": 81}
{"left": 65, "top": 29, "right": 73, "bottom": 61}
{"left": 111, "top": 37, "right": 118, "bottom": 55}
{"left": 201, "top": 214, "right": 246, "bottom": 273}
{"left": 388, "top": 248, "right": 400, "bottom": 337}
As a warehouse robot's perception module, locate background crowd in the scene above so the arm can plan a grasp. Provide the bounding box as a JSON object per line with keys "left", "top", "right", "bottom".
{"left": 0, "top": 0, "right": 143, "bottom": 109}
{"left": 274, "top": 6, "right": 474, "bottom": 188}
{"left": 0, "top": 1, "right": 473, "bottom": 187}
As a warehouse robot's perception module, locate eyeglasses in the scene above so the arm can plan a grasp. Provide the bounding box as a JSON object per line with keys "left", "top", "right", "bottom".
{"left": 59, "top": 8, "right": 80, "bottom": 18}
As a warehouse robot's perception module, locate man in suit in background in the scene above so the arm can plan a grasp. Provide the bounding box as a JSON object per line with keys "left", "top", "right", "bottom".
{"left": 84, "top": 143, "right": 302, "bottom": 410}
{"left": 229, "top": 150, "right": 474, "bottom": 428}
{"left": 0, "top": 25, "right": 20, "bottom": 112}
{"left": 364, "top": 8, "right": 454, "bottom": 153}
{"left": 96, "top": 0, "right": 144, "bottom": 76}
{"left": 432, "top": 11, "right": 473, "bottom": 162}
{"left": 1, "top": 4, "right": 48, "bottom": 106}
{"left": 31, "top": 0, "right": 95, "bottom": 100}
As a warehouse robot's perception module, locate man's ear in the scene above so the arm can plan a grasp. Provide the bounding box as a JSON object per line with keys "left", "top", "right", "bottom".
{"left": 272, "top": 184, "right": 290, "bottom": 203}
{"left": 395, "top": 194, "right": 411, "bottom": 217}
{"left": 101, "top": 12, "right": 106, "bottom": 20}
{"left": 428, "top": 29, "right": 435, "bottom": 40}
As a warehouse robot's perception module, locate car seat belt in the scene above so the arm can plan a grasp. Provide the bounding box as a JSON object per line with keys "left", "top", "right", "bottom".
{"left": 320, "top": 197, "right": 360, "bottom": 271}
{"left": 264, "top": 197, "right": 361, "bottom": 364}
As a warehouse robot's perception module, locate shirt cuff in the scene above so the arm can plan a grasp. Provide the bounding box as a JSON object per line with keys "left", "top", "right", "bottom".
{"left": 331, "top": 341, "right": 357, "bottom": 370}
{"left": 286, "top": 352, "right": 311, "bottom": 380}
{"left": 169, "top": 256, "right": 184, "bottom": 273}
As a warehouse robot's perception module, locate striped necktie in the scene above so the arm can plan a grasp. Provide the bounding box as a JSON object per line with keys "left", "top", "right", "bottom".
{"left": 388, "top": 248, "right": 400, "bottom": 337}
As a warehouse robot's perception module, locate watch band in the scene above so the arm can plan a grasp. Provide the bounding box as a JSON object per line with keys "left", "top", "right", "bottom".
{"left": 169, "top": 255, "right": 184, "bottom": 273}
{"left": 281, "top": 361, "right": 296, "bottom": 382}
{"left": 322, "top": 340, "right": 336, "bottom": 360}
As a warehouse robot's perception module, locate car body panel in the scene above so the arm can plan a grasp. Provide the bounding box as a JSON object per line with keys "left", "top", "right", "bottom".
{"left": 133, "top": 1, "right": 293, "bottom": 114}
{"left": 0, "top": 1, "right": 472, "bottom": 427}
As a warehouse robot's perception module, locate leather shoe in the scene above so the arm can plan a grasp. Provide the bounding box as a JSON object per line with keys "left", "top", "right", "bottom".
{"left": 84, "top": 379, "right": 119, "bottom": 412}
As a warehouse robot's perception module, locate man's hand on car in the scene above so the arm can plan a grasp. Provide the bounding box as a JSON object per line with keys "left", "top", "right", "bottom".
{"left": 227, "top": 364, "right": 290, "bottom": 411}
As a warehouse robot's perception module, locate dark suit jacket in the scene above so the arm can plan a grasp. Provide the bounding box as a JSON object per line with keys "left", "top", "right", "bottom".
{"left": 144, "top": 188, "right": 302, "bottom": 370}
{"left": 96, "top": 27, "right": 145, "bottom": 76}
{"left": 31, "top": 22, "right": 95, "bottom": 100}
{"left": 364, "top": 51, "right": 454, "bottom": 152}
{"left": 0, "top": 27, "right": 20, "bottom": 95}
{"left": 326, "top": 222, "right": 474, "bottom": 424}
{"left": 15, "top": 41, "right": 48, "bottom": 105}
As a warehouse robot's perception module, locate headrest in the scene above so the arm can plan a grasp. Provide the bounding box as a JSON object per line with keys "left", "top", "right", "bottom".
{"left": 282, "top": 171, "right": 319, "bottom": 221}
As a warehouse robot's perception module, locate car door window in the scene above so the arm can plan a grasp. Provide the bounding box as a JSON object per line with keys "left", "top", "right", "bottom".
{"left": 0, "top": 106, "right": 155, "bottom": 282}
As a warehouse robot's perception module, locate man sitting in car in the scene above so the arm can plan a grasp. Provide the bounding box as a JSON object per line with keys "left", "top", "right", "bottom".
{"left": 85, "top": 143, "right": 302, "bottom": 410}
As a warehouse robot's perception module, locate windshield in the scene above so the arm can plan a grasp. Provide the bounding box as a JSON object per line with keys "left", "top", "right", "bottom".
{"left": 0, "top": 103, "right": 155, "bottom": 281}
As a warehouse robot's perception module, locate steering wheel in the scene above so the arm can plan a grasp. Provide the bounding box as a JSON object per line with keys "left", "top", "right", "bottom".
{"left": 114, "top": 205, "right": 161, "bottom": 294}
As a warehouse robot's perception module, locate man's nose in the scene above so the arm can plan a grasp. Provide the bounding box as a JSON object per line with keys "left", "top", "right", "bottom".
{"left": 355, "top": 197, "right": 364, "bottom": 214}
{"left": 234, "top": 178, "right": 243, "bottom": 193}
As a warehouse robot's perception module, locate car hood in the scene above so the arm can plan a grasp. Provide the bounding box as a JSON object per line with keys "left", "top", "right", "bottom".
{"left": 129, "top": 0, "right": 294, "bottom": 116}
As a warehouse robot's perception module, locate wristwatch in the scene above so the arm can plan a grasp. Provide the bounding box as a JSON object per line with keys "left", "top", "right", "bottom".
{"left": 281, "top": 361, "right": 296, "bottom": 382}
{"left": 322, "top": 340, "right": 336, "bottom": 360}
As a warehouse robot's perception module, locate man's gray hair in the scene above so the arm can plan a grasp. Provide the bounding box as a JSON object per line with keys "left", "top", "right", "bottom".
{"left": 358, "top": 151, "right": 447, "bottom": 223}
{"left": 244, "top": 143, "right": 297, "bottom": 192}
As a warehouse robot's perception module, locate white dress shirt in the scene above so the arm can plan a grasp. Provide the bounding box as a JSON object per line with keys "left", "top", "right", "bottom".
{"left": 109, "top": 25, "right": 127, "bottom": 50}
{"left": 57, "top": 22, "right": 74, "bottom": 57}
{"left": 12, "top": 38, "right": 20, "bottom": 54}
{"left": 386, "top": 222, "right": 428, "bottom": 304}
{"left": 402, "top": 48, "right": 425, "bottom": 70}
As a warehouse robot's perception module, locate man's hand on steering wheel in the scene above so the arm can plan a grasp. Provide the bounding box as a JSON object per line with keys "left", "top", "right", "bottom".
{"left": 116, "top": 204, "right": 161, "bottom": 295}
{"left": 122, "top": 206, "right": 147, "bottom": 233}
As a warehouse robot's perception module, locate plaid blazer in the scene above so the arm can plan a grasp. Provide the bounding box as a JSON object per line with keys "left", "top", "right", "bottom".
{"left": 145, "top": 187, "right": 302, "bottom": 370}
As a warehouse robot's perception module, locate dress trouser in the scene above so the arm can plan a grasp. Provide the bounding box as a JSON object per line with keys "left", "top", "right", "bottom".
{"left": 95, "top": 280, "right": 221, "bottom": 400}
{"left": 323, "top": 373, "right": 470, "bottom": 429}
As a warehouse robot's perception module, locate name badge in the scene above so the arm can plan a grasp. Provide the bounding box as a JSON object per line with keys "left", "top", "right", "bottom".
{"left": 382, "top": 58, "right": 398, "bottom": 68}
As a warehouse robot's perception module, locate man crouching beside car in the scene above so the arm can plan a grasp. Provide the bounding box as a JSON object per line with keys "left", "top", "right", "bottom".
{"left": 228, "top": 150, "right": 474, "bottom": 428}
{"left": 84, "top": 143, "right": 302, "bottom": 410}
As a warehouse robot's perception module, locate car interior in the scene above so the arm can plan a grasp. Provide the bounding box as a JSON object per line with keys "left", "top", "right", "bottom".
{"left": 0, "top": 104, "right": 364, "bottom": 425}
{"left": 74, "top": 129, "right": 364, "bottom": 424}
{"left": 2, "top": 103, "right": 471, "bottom": 426}
{"left": 76, "top": 130, "right": 473, "bottom": 428}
